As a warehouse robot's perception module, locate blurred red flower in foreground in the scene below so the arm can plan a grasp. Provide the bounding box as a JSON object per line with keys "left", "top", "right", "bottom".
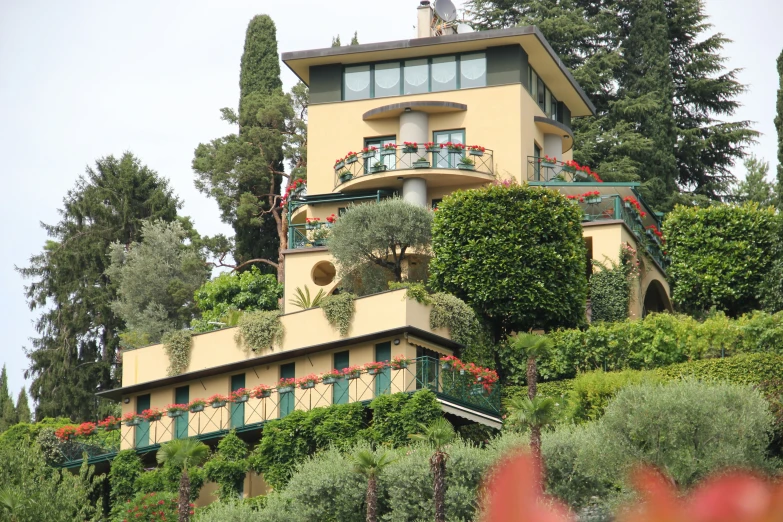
{"left": 482, "top": 452, "right": 783, "bottom": 522}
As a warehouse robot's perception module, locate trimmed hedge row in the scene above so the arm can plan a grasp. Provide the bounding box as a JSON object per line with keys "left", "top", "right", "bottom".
{"left": 501, "top": 310, "right": 783, "bottom": 386}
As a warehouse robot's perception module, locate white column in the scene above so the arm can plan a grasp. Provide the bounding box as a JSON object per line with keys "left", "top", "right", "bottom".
{"left": 402, "top": 178, "right": 428, "bottom": 207}
{"left": 543, "top": 134, "right": 563, "bottom": 162}
{"left": 400, "top": 110, "right": 429, "bottom": 206}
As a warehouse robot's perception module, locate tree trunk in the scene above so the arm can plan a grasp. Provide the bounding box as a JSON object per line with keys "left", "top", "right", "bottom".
{"left": 179, "top": 468, "right": 191, "bottom": 522}
{"left": 432, "top": 451, "right": 447, "bottom": 522}
{"left": 527, "top": 355, "right": 537, "bottom": 399}
{"left": 530, "top": 424, "right": 543, "bottom": 492}
{"left": 366, "top": 475, "right": 377, "bottom": 522}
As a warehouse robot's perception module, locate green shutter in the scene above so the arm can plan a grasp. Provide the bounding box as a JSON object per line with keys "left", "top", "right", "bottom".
{"left": 230, "top": 374, "right": 245, "bottom": 429}
{"left": 333, "top": 351, "right": 350, "bottom": 405}
{"left": 375, "top": 342, "right": 392, "bottom": 397}
{"left": 135, "top": 394, "right": 151, "bottom": 448}
{"left": 280, "top": 363, "right": 296, "bottom": 418}
{"left": 174, "top": 386, "right": 189, "bottom": 439}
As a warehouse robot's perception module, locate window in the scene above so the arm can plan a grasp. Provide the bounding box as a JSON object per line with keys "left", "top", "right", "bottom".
{"left": 364, "top": 136, "right": 397, "bottom": 173}
{"left": 280, "top": 363, "right": 295, "bottom": 418}
{"left": 344, "top": 65, "right": 371, "bottom": 101}
{"left": 537, "top": 78, "right": 545, "bottom": 110}
{"left": 333, "top": 351, "right": 350, "bottom": 405}
{"left": 530, "top": 70, "right": 538, "bottom": 100}
{"left": 374, "top": 62, "right": 401, "bottom": 98}
{"left": 431, "top": 198, "right": 443, "bottom": 210}
{"left": 433, "top": 130, "right": 465, "bottom": 168}
{"left": 460, "top": 53, "right": 487, "bottom": 89}
{"left": 550, "top": 94, "right": 559, "bottom": 120}
{"left": 404, "top": 59, "right": 429, "bottom": 95}
{"left": 431, "top": 56, "right": 457, "bottom": 92}
{"left": 545, "top": 89, "right": 552, "bottom": 118}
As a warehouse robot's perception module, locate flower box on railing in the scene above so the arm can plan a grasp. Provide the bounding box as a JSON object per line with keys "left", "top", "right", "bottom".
{"left": 167, "top": 410, "right": 184, "bottom": 418}
{"left": 371, "top": 164, "right": 388, "bottom": 173}
{"left": 334, "top": 160, "right": 345, "bottom": 171}
{"left": 424, "top": 143, "right": 439, "bottom": 153}
{"left": 468, "top": 145, "right": 485, "bottom": 157}
{"left": 321, "top": 369, "right": 344, "bottom": 385}
{"left": 390, "top": 355, "right": 411, "bottom": 370}
{"left": 345, "top": 154, "right": 358, "bottom": 165}
{"left": 338, "top": 171, "right": 353, "bottom": 183}
{"left": 402, "top": 143, "right": 418, "bottom": 153}
{"left": 208, "top": 394, "right": 228, "bottom": 409}
{"left": 541, "top": 159, "right": 556, "bottom": 168}
{"left": 125, "top": 417, "right": 141, "bottom": 427}
{"left": 361, "top": 147, "right": 377, "bottom": 159}
{"left": 343, "top": 366, "right": 363, "bottom": 380}
{"left": 413, "top": 159, "right": 430, "bottom": 169}
{"left": 458, "top": 161, "right": 475, "bottom": 171}
{"left": 189, "top": 404, "right": 205, "bottom": 413}
{"left": 277, "top": 385, "right": 294, "bottom": 394}
{"left": 381, "top": 144, "right": 397, "bottom": 156}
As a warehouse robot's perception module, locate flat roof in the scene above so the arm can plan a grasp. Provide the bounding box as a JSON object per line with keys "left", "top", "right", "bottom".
{"left": 282, "top": 26, "right": 596, "bottom": 117}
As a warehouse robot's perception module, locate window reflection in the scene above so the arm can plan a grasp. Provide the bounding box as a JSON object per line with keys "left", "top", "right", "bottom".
{"left": 460, "top": 53, "right": 486, "bottom": 89}
{"left": 431, "top": 56, "right": 457, "bottom": 92}
{"left": 404, "top": 59, "right": 429, "bottom": 95}
{"left": 344, "top": 65, "right": 371, "bottom": 101}
{"left": 374, "top": 63, "right": 400, "bottom": 98}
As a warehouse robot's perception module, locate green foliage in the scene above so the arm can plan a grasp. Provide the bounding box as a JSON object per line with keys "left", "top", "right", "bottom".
{"left": 249, "top": 402, "right": 365, "bottom": 490}
{"left": 365, "top": 389, "right": 442, "bottom": 447}
{"left": 107, "top": 219, "right": 209, "bottom": 344}
{"left": 564, "top": 370, "right": 662, "bottom": 424}
{"left": 204, "top": 431, "right": 249, "bottom": 501}
{"left": 731, "top": 155, "right": 776, "bottom": 206}
{"left": 664, "top": 203, "right": 777, "bottom": 316}
{"left": 430, "top": 185, "right": 587, "bottom": 338}
{"left": 429, "top": 292, "right": 479, "bottom": 347}
{"left": 110, "top": 450, "right": 144, "bottom": 504}
{"left": 192, "top": 267, "right": 282, "bottom": 333}
{"left": 194, "top": 500, "right": 264, "bottom": 521}
{"left": 590, "top": 258, "right": 632, "bottom": 323}
{"left": 15, "top": 387, "right": 31, "bottom": 425}
{"left": 162, "top": 330, "right": 193, "bottom": 376}
{"left": 388, "top": 281, "right": 431, "bottom": 304}
{"left": 0, "top": 417, "right": 71, "bottom": 452}
{"left": 235, "top": 310, "right": 283, "bottom": 353}
{"left": 157, "top": 438, "right": 210, "bottom": 471}
{"left": 239, "top": 15, "right": 283, "bottom": 108}
{"left": 320, "top": 292, "right": 356, "bottom": 336}
{"left": 0, "top": 366, "right": 11, "bottom": 432}
{"left": 328, "top": 198, "right": 433, "bottom": 291}
{"left": 288, "top": 285, "right": 325, "bottom": 310}
{"left": 117, "top": 491, "right": 178, "bottom": 521}
{"left": 504, "top": 396, "right": 557, "bottom": 433}
{"left": 18, "top": 152, "right": 181, "bottom": 420}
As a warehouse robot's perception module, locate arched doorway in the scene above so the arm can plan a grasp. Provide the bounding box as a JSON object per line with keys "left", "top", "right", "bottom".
{"left": 642, "top": 279, "right": 673, "bottom": 317}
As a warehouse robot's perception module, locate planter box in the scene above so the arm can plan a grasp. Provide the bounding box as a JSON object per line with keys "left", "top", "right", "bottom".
{"left": 413, "top": 161, "right": 431, "bottom": 169}
{"left": 334, "top": 161, "right": 344, "bottom": 171}
{"left": 233, "top": 395, "right": 250, "bottom": 403}
{"left": 345, "top": 372, "right": 361, "bottom": 380}
{"left": 124, "top": 419, "right": 141, "bottom": 427}
{"left": 167, "top": 410, "right": 185, "bottom": 418}
{"left": 345, "top": 156, "right": 358, "bottom": 165}
{"left": 390, "top": 362, "right": 409, "bottom": 370}
{"left": 362, "top": 151, "right": 376, "bottom": 159}
{"left": 339, "top": 174, "right": 353, "bottom": 183}
{"left": 299, "top": 382, "right": 316, "bottom": 390}
{"left": 103, "top": 424, "right": 120, "bottom": 432}
{"left": 457, "top": 163, "right": 475, "bottom": 171}
{"left": 189, "top": 404, "right": 205, "bottom": 413}
{"left": 367, "top": 368, "right": 383, "bottom": 376}
{"left": 441, "top": 362, "right": 452, "bottom": 370}
{"left": 426, "top": 146, "right": 440, "bottom": 153}
{"left": 210, "top": 401, "right": 227, "bottom": 409}
{"left": 277, "top": 385, "right": 294, "bottom": 395}
{"left": 322, "top": 376, "right": 342, "bottom": 385}
{"left": 256, "top": 390, "right": 271, "bottom": 399}
{"left": 371, "top": 165, "right": 388, "bottom": 173}
{"left": 585, "top": 196, "right": 601, "bottom": 205}
{"left": 402, "top": 146, "right": 418, "bottom": 154}
{"left": 541, "top": 161, "right": 556, "bottom": 168}
{"left": 381, "top": 149, "right": 396, "bottom": 156}
{"left": 562, "top": 165, "right": 576, "bottom": 173}
{"left": 469, "top": 150, "right": 484, "bottom": 157}
{"left": 145, "top": 415, "right": 162, "bottom": 422}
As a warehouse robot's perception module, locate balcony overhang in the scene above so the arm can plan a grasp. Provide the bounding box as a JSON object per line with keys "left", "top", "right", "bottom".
{"left": 339, "top": 168, "right": 494, "bottom": 192}
{"left": 534, "top": 116, "right": 574, "bottom": 153}
{"left": 363, "top": 101, "right": 467, "bottom": 121}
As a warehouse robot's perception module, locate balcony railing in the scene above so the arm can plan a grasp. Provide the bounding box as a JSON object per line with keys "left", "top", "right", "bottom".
{"left": 334, "top": 146, "right": 494, "bottom": 188}
{"left": 576, "top": 195, "right": 669, "bottom": 271}
{"left": 526, "top": 156, "right": 600, "bottom": 183}
{"left": 59, "top": 357, "right": 501, "bottom": 467}
{"left": 289, "top": 221, "right": 331, "bottom": 249}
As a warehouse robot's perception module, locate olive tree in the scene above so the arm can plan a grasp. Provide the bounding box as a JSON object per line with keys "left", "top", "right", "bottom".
{"left": 328, "top": 198, "right": 433, "bottom": 295}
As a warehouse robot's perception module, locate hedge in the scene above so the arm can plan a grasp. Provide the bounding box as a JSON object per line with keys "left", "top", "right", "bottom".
{"left": 500, "top": 310, "right": 783, "bottom": 386}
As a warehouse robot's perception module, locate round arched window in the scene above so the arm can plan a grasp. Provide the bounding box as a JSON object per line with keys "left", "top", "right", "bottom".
{"left": 312, "top": 261, "right": 337, "bottom": 286}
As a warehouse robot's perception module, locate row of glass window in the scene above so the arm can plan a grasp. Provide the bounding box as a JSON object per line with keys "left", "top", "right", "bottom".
{"left": 343, "top": 53, "right": 487, "bottom": 101}
{"left": 363, "top": 130, "right": 467, "bottom": 171}
{"left": 529, "top": 66, "right": 559, "bottom": 121}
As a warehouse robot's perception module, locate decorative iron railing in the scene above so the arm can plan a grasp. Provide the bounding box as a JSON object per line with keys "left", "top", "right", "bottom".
{"left": 59, "top": 357, "right": 501, "bottom": 467}
{"left": 334, "top": 146, "right": 494, "bottom": 189}
{"left": 526, "top": 156, "right": 604, "bottom": 183}
{"left": 288, "top": 222, "right": 331, "bottom": 249}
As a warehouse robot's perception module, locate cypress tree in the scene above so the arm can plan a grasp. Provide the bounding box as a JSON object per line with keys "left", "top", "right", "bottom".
{"left": 0, "top": 365, "right": 9, "bottom": 430}
{"left": 239, "top": 16, "right": 283, "bottom": 114}
{"left": 350, "top": 32, "right": 359, "bottom": 45}
{"left": 331, "top": 35, "right": 341, "bottom": 47}
{"left": 776, "top": 48, "right": 783, "bottom": 208}
{"left": 16, "top": 387, "right": 32, "bottom": 425}
{"left": 0, "top": 400, "right": 16, "bottom": 432}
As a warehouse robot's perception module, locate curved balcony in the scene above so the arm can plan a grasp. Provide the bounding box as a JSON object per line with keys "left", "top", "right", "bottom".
{"left": 334, "top": 145, "right": 494, "bottom": 190}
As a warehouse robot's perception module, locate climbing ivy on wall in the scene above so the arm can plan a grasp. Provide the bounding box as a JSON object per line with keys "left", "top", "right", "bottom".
{"left": 320, "top": 293, "right": 356, "bottom": 336}
{"left": 235, "top": 310, "right": 284, "bottom": 352}
{"left": 162, "top": 330, "right": 193, "bottom": 376}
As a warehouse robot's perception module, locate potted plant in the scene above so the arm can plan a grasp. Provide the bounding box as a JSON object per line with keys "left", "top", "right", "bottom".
{"left": 413, "top": 157, "right": 431, "bottom": 168}
{"left": 141, "top": 408, "right": 163, "bottom": 422}
{"left": 297, "top": 374, "right": 320, "bottom": 390}
{"left": 337, "top": 170, "right": 353, "bottom": 183}
{"left": 584, "top": 191, "right": 602, "bottom": 205}
{"left": 334, "top": 158, "right": 345, "bottom": 171}
{"left": 55, "top": 425, "right": 78, "bottom": 441}
{"left": 343, "top": 365, "right": 363, "bottom": 380}
{"left": 562, "top": 160, "right": 578, "bottom": 174}
{"left": 364, "top": 361, "right": 387, "bottom": 376}
{"left": 424, "top": 142, "right": 440, "bottom": 153}
{"left": 390, "top": 354, "right": 411, "bottom": 370}
{"left": 122, "top": 412, "right": 142, "bottom": 427}
{"left": 439, "top": 355, "right": 461, "bottom": 370}
{"left": 458, "top": 156, "right": 476, "bottom": 171}
{"left": 540, "top": 154, "right": 557, "bottom": 168}
{"left": 468, "top": 145, "right": 485, "bottom": 157}
{"left": 361, "top": 146, "right": 378, "bottom": 159}
{"left": 208, "top": 394, "right": 228, "bottom": 409}
{"left": 345, "top": 151, "right": 358, "bottom": 165}
{"left": 371, "top": 162, "right": 388, "bottom": 173}
{"left": 305, "top": 217, "right": 321, "bottom": 230}
{"left": 382, "top": 143, "right": 397, "bottom": 156}
{"left": 446, "top": 142, "right": 466, "bottom": 152}
{"left": 252, "top": 384, "right": 272, "bottom": 399}
{"left": 230, "top": 388, "right": 250, "bottom": 403}
{"left": 98, "top": 416, "right": 122, "bottom": 431}
{"left": 402, "top": 141, "right": 418, "bottom": 153}
{"left": 320, "top": 369, "right": 344, "bottom": 385}
{"left": 76, "top": 421, "right": 97, "bottom": 437}
{"left": 166, "top": 404, "right": 189, "bottom": 418}
{"left": 188, "top": 399, "right": 207, "bottom": 413}
{"left": 277, "top": 377, "right": 296, "bottom": 394}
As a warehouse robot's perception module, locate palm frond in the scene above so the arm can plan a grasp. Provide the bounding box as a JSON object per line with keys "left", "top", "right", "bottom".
{"left": 289, "top": 286, "right": 326, "bottom": 309}
{"left": 352, "top": 449, "right": 395, "bottom": 478}
{"left": 408, "top": 417, "right": 456, "bottom": 449}
{"left": 157, "top": 438, "right": 211, "bottom": 470}
{"left": 505, "top": 396, "right": 557, "bottom": 432}
{"left": 509, "top": 332, "right": 553, "bottom": 358}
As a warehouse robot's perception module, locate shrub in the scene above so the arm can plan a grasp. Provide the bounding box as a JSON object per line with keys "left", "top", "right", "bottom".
{"left": 590, "top": 253, "right": 635, "bottom": 323}
{"left": 597, "top": 380, "right": 775, "bottom": 487}
{"left": 364, "top": 389, "right": 441, "bottom": 447}
{"left": 109, "top": 450, "right": 143, "bottom": 504}
{"left": 204, "top": 431, "right": 249, "bottom": 501}
{"left": 235, "top": 310, "right": 283, "bottom": 353}
{"left": 429, "top": 292, "right": 479, "bottom": 347}
{"left": 162, "top": 329, "right": 192, "bottom": 376}
{"left": 118, "top": 491, "right": 179, "bottom": 521}
{"left": 663, "top": 202, "right": 777, "bottom": 316}
{"left": 564, "top": 370, "right": 661, "bottom": 423}
{"left": 320, "top": 292, "right": 356, "bottom": 336}
{"left": 194, "top": 500, "right": 264, "bottom": 521}
{"left": 430, "top": 184, "right": 588, "bottom": 337}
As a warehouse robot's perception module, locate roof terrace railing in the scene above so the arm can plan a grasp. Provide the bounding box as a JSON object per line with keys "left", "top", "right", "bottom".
{"left": 334, "top": 145, "right": 494, "bottom": 189}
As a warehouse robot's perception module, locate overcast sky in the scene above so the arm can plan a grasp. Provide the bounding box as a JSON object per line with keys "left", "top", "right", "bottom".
{"left": 0, "top": 0, "right": 781, "bottom": 403}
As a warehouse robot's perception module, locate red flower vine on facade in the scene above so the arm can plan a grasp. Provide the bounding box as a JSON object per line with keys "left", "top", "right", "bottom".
{"left": 623, "top": 196, "right": 647, "bottom": 218}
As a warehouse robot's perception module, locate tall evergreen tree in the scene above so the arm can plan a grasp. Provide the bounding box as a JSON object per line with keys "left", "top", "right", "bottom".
{"left": 776, "top": 48, "right": 783, "bottom": 207}
{"left": 0, "top": 365, "right": 10, "bottom": 431}
{"left": 15, "top": 387, "right": 32, "bottom": 425}
{"left": 17, "top": 153, "right": 180, "bottom": 420}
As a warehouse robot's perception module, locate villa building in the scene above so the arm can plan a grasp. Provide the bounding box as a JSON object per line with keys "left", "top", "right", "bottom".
{"left": 64, "top": 1, "right": 672, "bottom": 503}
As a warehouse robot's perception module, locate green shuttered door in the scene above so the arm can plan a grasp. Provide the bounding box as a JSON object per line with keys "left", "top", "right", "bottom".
{"left": 280, "top": 363, "right": 295, "bottom": 418}
{"left": 230, "top": 374, "right": 245, "bottom": 429}
{"left": 375, "top": 342, "right": 391, "bottom": 397}
{"left": 175, "top": 386, "right": 189, "bottom": 439}
{"left": 135, "top": 394, "right": 150, "bottom": 448}
{"left": 333, "top": 351, "right": 350, "bottom": 405}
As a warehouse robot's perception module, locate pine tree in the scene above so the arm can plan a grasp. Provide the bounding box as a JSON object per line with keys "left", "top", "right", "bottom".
{"left": 331, "top": 35, "right": 341, "bottom": 47}
{"left": 17, "top": 153, "right": 180, "bottom": 420}
{"left": 15, "top": 387, "right": 31, "bottom": 424}
{"left": 776, "top": 48, "right": 783, "bottom": 208}
{"left": 350, "top": 32, "right": 359, "bottom": 45}
{"left": 1, "top": 400, "right": 16, "bottom": 431}
{"left": 0, "top": 365, "right": 10, "bottom": 431}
